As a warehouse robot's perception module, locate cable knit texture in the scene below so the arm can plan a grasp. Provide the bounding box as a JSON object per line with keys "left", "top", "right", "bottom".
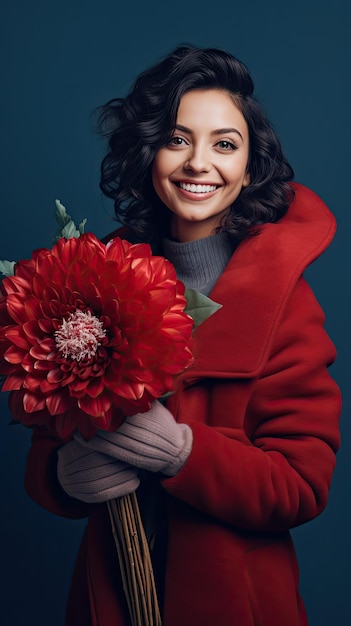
{"left": 76, "top": 400, "right": 193, "bottom": 477}
{"left": 57, "top": 439, "right": 140, "bottom": 502}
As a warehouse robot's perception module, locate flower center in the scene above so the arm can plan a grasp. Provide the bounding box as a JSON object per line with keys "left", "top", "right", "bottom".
{"left": 55, "top": 309, "right": 106, "bottom": 361}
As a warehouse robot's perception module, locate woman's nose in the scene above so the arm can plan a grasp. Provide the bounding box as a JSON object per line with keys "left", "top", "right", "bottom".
{"left": 184, "top": 147, "right": 211, "bottom": 173}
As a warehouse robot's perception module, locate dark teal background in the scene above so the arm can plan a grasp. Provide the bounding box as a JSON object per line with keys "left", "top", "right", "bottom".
{"left": 1, "top": 1, "right": 350, "bottom": 624}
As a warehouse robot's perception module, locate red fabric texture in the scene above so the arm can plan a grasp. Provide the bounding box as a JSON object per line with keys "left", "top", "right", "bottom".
{"left": 24, "top": 183, "right": 341, "bottom": 626}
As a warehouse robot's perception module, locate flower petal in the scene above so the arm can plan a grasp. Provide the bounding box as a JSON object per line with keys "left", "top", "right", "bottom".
{"left": 46, "top": 391, "right": 69, "bottom": 415}
{"left": 4, "top": 327, "right": 31, "bottom": 349}
{"left": 2, "top": 373, "right": 24, "bottom": 391}
{"left": 29, "top": 340, "right": 54, "bottom": 359}
{"left": 4, "top": 345, "right": 26, "bottom": 364}
{"left": 23, "top": 391, "right": 46, "bottom": 413}
{"left": 78, "top": 393, "right": 112, "bottom": 417}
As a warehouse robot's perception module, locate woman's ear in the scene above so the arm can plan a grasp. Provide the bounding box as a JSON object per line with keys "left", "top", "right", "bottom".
{"left": 242, "top": 171, "right": 250, "bottom": 187}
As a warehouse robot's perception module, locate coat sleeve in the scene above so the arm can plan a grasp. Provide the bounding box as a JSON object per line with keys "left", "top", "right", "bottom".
{"left": 24, "top": 426, "right": 90, "bottom": 519}
{"left": 162, "top": 277, "right": 342, "bottom": 531}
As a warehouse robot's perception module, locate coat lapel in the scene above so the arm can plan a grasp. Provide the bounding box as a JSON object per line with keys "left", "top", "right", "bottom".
{"left": 183, "top": 183, "right": 336, "bottom": 380}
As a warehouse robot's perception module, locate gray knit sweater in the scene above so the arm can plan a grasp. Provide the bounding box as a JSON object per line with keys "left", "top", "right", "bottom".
{"left": 162, "top": 232, "right": 236, "bottom": 295}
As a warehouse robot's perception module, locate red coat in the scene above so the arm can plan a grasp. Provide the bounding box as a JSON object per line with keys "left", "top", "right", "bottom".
{"left": 25, "top": 183, "right": 341, "bottom": 626}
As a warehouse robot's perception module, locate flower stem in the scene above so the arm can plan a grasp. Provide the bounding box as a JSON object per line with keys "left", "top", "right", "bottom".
{"left": 107, "top": 493, "right": 162, "bottom": 626}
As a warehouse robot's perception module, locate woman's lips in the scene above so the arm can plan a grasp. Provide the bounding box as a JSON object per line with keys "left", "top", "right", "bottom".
{"left": 174, "top": 181, "right": 220, "bottom": 200}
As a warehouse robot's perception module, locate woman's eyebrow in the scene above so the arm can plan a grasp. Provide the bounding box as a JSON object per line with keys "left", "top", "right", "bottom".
{"left": 213, "top": 127, "right": 243, "bottom": 141}
{"left": 174, "top": 124, "right": 243, "bottom": 141}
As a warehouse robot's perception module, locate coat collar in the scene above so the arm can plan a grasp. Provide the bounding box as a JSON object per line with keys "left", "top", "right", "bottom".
{"left": 182, "top": 183, "right": 336, "bottom": 381}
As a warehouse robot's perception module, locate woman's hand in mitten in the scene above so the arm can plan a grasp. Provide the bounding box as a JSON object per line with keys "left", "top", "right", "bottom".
{"left": 76, "top": 400, "right": 193, "bottom": 477}
{"left": 57, "top": 438, "right": 140, "bottom": 503}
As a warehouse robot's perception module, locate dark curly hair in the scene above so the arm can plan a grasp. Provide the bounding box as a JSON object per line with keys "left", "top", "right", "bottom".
{"left": 98, "top": 44, "right": 294, "bottom": 245}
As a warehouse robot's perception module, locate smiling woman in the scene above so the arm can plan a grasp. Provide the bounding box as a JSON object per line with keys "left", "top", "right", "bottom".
{"left": 152, "top": 89, "right": 250, "bottom": 242}
{"left": 23, "top": 44, "right": 341, "bottom": 626}
{"left": 97, "top": 45, "right": 294, "bottom": 251}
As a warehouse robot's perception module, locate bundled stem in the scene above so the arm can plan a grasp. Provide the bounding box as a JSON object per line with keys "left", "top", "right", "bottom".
{"left": 107, "top": 493, "right": 162, "bottom": 626}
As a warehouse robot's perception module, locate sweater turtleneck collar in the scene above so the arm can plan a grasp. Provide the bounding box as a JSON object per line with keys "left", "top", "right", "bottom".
{"left": 162, "top": 232, "right": 236, "bottom": 296}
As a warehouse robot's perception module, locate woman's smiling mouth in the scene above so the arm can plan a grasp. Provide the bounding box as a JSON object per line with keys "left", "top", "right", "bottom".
{"left": 178, "top": 182, "right": 218, "bottom": 193}
{"left": 174, "top": 181, "right": 220, "bottom": 199}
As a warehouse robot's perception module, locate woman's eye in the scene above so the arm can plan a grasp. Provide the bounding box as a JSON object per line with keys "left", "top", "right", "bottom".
{"left": 216, "top": 140, "right": 237, "bottom": 151}
{"left": 168, "top": 136, "right": 187, "bottom": 146}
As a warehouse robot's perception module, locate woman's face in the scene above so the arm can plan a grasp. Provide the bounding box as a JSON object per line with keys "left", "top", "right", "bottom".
{"left": 152, "top": 88, "right": 250, "bottom": 242}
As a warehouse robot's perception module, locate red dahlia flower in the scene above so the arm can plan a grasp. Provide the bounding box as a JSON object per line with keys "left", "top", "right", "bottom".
{"left": 0, "top": 233, "right": 194, "bottom": 440}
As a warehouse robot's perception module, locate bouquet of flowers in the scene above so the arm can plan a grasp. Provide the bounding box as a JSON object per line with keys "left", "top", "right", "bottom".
{"left": 0, "top": 201, "right": 220, "bottom": 626}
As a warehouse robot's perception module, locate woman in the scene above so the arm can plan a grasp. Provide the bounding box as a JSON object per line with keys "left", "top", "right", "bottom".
{"left": 25, "top": 45, "right": 341, "bottom": 626}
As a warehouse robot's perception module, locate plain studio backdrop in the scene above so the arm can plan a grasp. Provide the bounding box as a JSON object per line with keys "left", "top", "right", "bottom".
{"left": 0, "top": 1, "right": 349, "bottom": 624}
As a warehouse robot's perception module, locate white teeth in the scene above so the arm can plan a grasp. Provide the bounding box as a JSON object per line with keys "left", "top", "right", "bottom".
{"left": 179, "top": 182, "right": 217, "bottom": 193}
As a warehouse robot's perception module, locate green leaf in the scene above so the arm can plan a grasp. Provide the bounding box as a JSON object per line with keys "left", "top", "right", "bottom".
{"left": 0, "top": 259, "right": 16, "bottom": 277}
{"left": 78, "top": 218, "right": 87, "bottom": 235}
{"left": 55, "top": 199, "right": 71, "bottom": 226}
{"left": 184, "top": 288, "right": 222, "bottom": 329}
{"left": 53, "top": 199, "right": 87, "bottom": 242}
